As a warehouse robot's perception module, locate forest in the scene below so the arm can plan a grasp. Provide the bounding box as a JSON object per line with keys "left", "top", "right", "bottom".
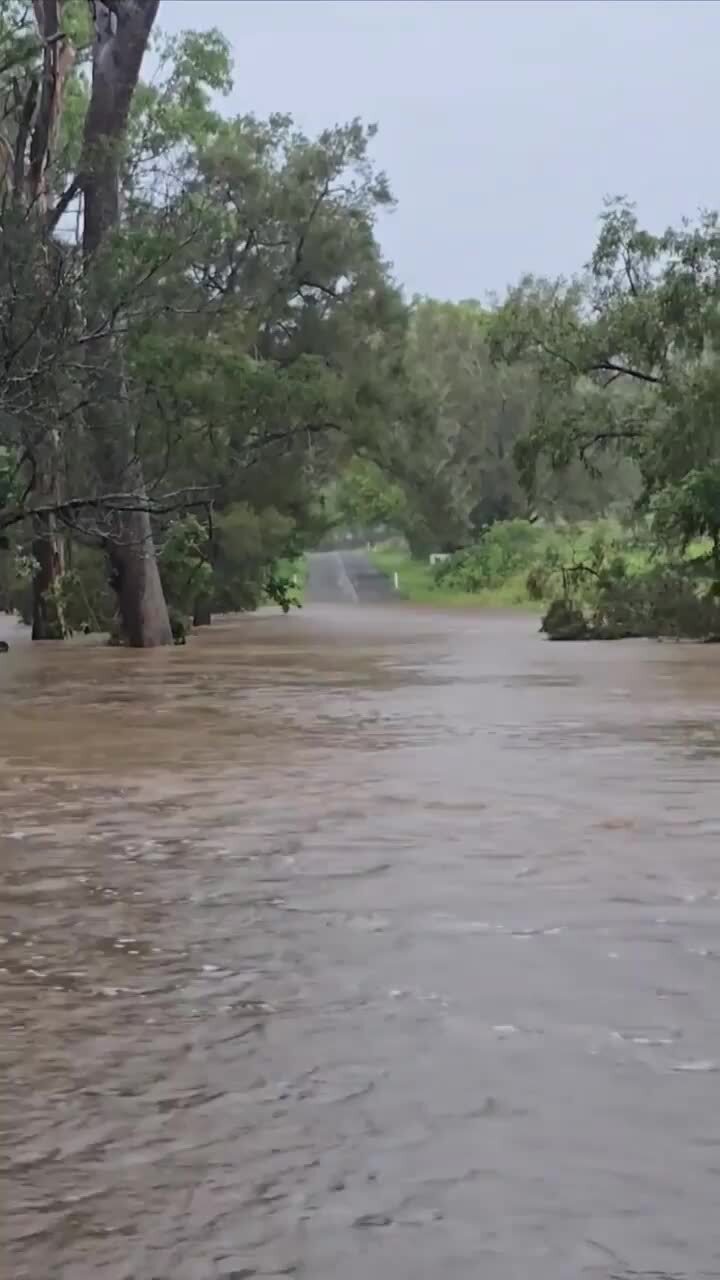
{"left": 3, "top": 0, "right": 720, "bottom": 645}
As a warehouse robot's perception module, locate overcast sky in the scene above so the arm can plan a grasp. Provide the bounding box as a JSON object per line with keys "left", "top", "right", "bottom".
{"left": 158, "top": 0, "right": 720, "bottom": 301}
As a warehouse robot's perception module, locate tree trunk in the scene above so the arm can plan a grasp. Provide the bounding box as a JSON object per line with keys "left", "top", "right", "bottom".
{"left": 20, "top": 1, "right": 75, "bottom": 638}
{"left": 29, "top": 0, "right": 76, "bottom": 212}
{"left": 30, "top": 441, "right": 68, "bottom": 639}
{"left": 193, "top": 595, "right": 212, "bottom": 627}
{"left": 108, "top": 512, "right": 171, "bottom": 647}
{"left": 31, "top": 510, "right": 66, "bottom": 639}
{"left": 81, "top": 0, "right": 171, "bottom": 647}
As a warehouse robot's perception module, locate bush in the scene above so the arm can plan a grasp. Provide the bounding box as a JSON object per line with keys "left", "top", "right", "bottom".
{"left": 435, "top": 520, "right": 547, "bottom": 592}
{"left": 594, "top": 567, "right": 720, "bottom": 640}
{"left": 542, "top": 567, "right": 720, "bottom": 641}
{"left": 57, "top": 551, "right": 115, "bottom": 633}
{"left": 541, "top": 598, "right": 589, "bottom": 640}
{"left": 210, "top": 504, "right": 297, "bottom": 614}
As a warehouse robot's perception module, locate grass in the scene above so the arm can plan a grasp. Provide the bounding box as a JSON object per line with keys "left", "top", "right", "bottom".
{"left": 370, "top": 548, "right": 543, "bottom": 608}
{"left": 369, "top": 520, "right": 694, "bottom": 611}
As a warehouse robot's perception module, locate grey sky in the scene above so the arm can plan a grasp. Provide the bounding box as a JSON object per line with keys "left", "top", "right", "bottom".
{"left": 158, "top": 0, "right": 720, "bottom": 301}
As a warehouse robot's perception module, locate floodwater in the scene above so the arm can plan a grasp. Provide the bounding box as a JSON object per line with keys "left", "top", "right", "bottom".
{"left": 2, "top": 592, "right": 720, "bottom": 1279}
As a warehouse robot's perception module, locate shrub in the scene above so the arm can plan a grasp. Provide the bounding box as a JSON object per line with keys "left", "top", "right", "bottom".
{"left": 542, "top": 567, "right": 720, "bottom": 641}
{"left": 435, "top": 520, "right": 547, "bottom": 591}
{"left": 541, "top": 598, "right": 589, "bottom": 640}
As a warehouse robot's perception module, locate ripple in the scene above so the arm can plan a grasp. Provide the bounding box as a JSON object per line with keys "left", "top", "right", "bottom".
{"left": 4, "top": 609, "right": 720, "bottom": 1277}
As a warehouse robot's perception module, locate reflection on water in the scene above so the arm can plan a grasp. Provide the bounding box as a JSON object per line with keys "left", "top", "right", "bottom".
{"left": 2, "top": 608, "right": 720, "bottom": 1279}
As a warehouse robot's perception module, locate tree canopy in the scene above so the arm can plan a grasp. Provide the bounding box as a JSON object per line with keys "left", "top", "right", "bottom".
{"left": 2, "top": 7, "right": 717, "bottom": 646}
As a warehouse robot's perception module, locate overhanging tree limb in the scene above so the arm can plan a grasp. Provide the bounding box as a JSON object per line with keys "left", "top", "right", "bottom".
{"left": 588, "top": 360, "right": 662, "bottom": 385}
{"left": 0, "top": 484, "right": 215, "bottom": 532}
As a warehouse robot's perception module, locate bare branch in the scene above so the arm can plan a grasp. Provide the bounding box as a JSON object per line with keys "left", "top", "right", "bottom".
{"left": 46, "top": 175, "right": 80, "bottom": 230}
{"left": 577, "top": 426, "right": 646, "bottom": 461}
{"left": 588, "top": 360, "right": 662, "bottom": 385}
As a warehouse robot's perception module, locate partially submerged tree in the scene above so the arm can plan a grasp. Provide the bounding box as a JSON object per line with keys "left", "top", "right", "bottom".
{"left": 0, "top": 0, "right": 178, "bottom": 643}
{"left": 0, "top": 0, "right": 78, "bottom": 636}
{"left": 79, "top": 0, "right": 173, "bottom": 645}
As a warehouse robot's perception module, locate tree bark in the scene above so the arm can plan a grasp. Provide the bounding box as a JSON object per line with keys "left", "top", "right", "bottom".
{"left": 30, "top": 432, "right": 70, "bottom": 637}
{"left": 29, "top": 0, "right": 76, "bottom": 212}
{"left": 80, "top": 0, "right": 171, "bottom": 647}
{"left": 24, "top": 1, "right": 75, "bottom": 637}
{"left": 31, "top": 510, "right": 66, "bottom": 639}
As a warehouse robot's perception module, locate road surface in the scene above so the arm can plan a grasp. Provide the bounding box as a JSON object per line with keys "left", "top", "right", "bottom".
{"left": 306, "top": 549, "right": 398, "bottom": 604}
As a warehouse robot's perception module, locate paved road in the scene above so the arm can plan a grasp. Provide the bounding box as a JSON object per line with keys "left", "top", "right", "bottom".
{"left": 306, "top": 549, "right": 398, "bottom": 605}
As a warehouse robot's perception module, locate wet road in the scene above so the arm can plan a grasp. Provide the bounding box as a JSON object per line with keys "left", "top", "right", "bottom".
{"left": 2, "top": 597, "right": 720, "bottom": 1279}
{"left": 305, "top": 549, "right": 398, "bottom": 604}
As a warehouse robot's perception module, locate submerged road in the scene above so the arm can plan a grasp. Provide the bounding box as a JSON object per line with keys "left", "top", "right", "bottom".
{"left": 306, "top": 549, "right": 398, "bottom": 605}
{"left": 3, "top": 600, "right": 720, "bottom": 1278}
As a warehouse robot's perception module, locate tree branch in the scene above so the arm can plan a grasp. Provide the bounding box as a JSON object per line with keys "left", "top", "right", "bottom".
{"left": 576, "top": 426, "right": 646, "bottom": 461}
{"left": 0, "top": 485, "right": 215, "bottom": 533}
{"left": 588, "top": 360, "right": 662, "bottom": 385}
{"left": 47, "top": 175, "right": 81, "bottom": 230}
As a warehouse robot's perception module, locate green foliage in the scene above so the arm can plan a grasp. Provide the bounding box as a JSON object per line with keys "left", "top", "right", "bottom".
{"left": 209, "top": 504, "right": 299, "bottom": 614}
{"left": 344, "top": 292, "right": 633, "bottom": 559}
{"left": 542, "top": 569, "right": 720, "bottom": 642}
{"left": 125, "top": 27, "right": 231, "bottom": 172}
{"left": 10, "top": 7, "right": 712, "bottom": 648}
{"left": 158, "top": 516, "right": 212, "bottom": 619}
{"left": 58, "top": 552, "right": 114, "bottom": 634}
{"left": 265, "top": 569, "right": 302, "bottom": 614}
{"left": 540, "top": 599, "right": 589, "bottom": 641}
{"left": 371, "top": 517, "right": 667, "bottom": 615}
{"left": 362, "top": 299, "right": 532, "bottom": 553}
{"left": 329, "top": 457, "right": 409, "bottom": 536}
{"left": 652, "top": 466, "right": 720, "bottom": 568}
{"left": 0, "top": 544, "right": 115, "bottom": 634}
{"left": 493, "top": 198, "right": 720, "bottom": 637}
{"left": 435, "top": 520, "right": 545, "bottom": 592}
{"left": 1, "top": 4, "right": 407, "bottom": 632}
{"left": 498, "top": 201, "right": 720, "bottom": 532}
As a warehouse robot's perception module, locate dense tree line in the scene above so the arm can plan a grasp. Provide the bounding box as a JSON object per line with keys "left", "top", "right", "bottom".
{"left": 0, "top": 0, "right": 402, "bottom": 643}
{"left": 2, "top": 3, "right": 716, "bottom": 646}
{"left": 489, "top": 202, "right": 720, "bottom": 637}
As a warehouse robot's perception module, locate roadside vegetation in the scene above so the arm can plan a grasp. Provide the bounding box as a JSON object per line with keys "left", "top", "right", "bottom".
{"left": 370, "top": 520, "right": 657, "bottom": 612}
{"left": 371, "top": 521, "right": 718, "bottom": 640}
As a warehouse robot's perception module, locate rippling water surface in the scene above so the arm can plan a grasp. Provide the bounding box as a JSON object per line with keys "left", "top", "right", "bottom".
{"left": 3, "top": 604, "right": 720, "bottom": 1278}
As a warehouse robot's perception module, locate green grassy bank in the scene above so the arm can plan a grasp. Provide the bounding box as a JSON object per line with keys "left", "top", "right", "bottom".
{"left": 370, "top": 548, "right": 544, "bottom": 608}
{"left": 370, "top": 520, "right": 659, "bottom": 610}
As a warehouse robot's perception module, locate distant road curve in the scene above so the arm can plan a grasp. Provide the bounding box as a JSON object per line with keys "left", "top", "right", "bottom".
{"left": 305, "top": 550, "right": 398, "bottom": 605}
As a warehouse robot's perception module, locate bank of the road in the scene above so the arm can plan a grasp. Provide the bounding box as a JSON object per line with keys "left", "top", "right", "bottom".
{"left": 306, "top": 545, "right": 542, "bottom": 610}
{"left": 306, "top": 519, "right": 690, "bottom": 613}
{"left": 306, "top": 544, "right": 543, "bottom": 610}
{"left": 367, "top": 518, "right": 665, "bottom": 611}
{"left": 369, "top": 547, "right": 550, "bottom": 609}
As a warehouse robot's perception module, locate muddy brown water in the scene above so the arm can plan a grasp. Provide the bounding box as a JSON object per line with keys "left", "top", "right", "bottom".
{"left": 2, "top": 602, "right": 720, "bottom": 1279}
